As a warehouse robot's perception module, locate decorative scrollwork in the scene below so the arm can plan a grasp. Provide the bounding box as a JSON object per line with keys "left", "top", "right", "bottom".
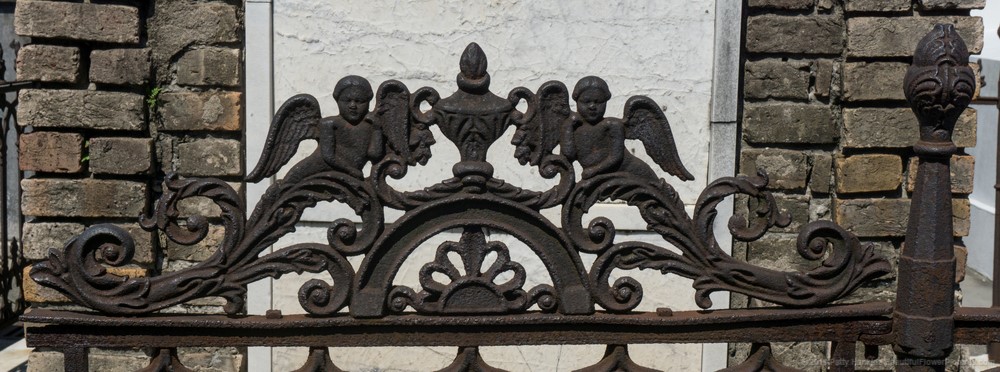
{"left": 31, "top": 42, "right": 889, "bottom": 318}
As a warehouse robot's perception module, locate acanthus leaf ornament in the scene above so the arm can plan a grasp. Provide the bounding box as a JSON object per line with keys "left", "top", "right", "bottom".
{"left": 31, "top": 42, "right": 888, "bottom": 317}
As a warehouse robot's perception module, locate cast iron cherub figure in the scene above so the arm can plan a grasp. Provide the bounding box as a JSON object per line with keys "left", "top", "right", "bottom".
{"left": 514, "top": 76, "right": 692, "bottom": 182}
{"left": 248, "top": 75, "right": 430, "bottom": 182}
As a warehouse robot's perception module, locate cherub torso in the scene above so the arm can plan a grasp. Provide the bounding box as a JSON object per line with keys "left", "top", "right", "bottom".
{"left": 573, "top": 119, "right": 619, "bottom": 168}
{"left": 323, "top": 116, "right": 377, "bottom": 171}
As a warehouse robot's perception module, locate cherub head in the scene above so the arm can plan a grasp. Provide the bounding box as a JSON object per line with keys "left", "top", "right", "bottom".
{"left": 333, "top": 75, "right": 374, "bottom": 124}
{"left": 572, "top": 76, "right": 611, "bottom": 124}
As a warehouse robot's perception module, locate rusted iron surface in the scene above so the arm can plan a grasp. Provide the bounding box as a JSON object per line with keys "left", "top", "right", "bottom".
{"left": 136, "top": 349, "right": 193, "bottom": 372}
{"left": 895, "top": 24, "right": 975, "bottom": 369}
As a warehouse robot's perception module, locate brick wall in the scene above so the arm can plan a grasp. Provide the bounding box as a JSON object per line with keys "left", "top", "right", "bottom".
{"left": 14, "top": 0, "right": 244, "bottom": 370}
{"left": 734, "top": 0, "right": 984, "bottom": 368}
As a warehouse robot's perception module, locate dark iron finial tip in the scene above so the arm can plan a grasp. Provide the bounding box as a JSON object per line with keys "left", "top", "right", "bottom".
{"left": 912, "top": 24, "right": 969, "bottom": 67}
{"left": 904, "top": 24, "right": 976, "bottom": 146}
{"left": 460, "top": 43, "right": 488, "bottom": 79}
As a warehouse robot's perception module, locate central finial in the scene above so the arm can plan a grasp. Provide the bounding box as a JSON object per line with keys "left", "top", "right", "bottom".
{"left": 457, "top": 43, "right": 491, "bottom": 93}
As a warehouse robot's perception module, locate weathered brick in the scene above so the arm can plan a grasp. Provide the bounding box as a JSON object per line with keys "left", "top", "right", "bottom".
{"left": 90, "top": 48, "right": 151, "bottom": 86}
{"left": 809, "top": 153, "right": 833, "bottom": 194}
{"left": 159, "top": 91, "right": 242, "bottom": 131}
{"left": 835, "top": 198, "right": 969, "bottom": 237}
{"left": 14, "top": 1, "right": 139, "bottom": 44}
{"left": 744, "top": 59, "right": 811, "bottom": 100}
{"left": 89, "top": 137, "right": 153, "bottom": 175}
{"left": 176, "top": 138, "right": 242, "bottom": 177}
{"left": 774, "top": 195, "right": 810, "bottom": 233}
{"left": 22, "top": 179, "right": 147, "bottom": 218}
{"left": 165, "top": 224, "right": 225, "bottom": 262}
{"left": 24, "top": 266, "right": 147, "bottom": 303}
{"left": 740, "top": 148, "right": 809, "bottom": 190}
{"left": 112, "top": 223, "right": 155, "bottom": 265}
{"left": 18, "top": 90, "right": 145, "bottom": 131}
{"left": 843, "top": 108, "right": 977, "bottom": 148}
{"left": 835, "top": 154, "right": 903, "bottom": 194}
{"left": 15, "top": 45, "right": 80, "bottom": 83}
{"left": 847, "top": 17, "right": 983, "bottom": 58}
{"left": 148, "top": 1, "right": 240, "bottom": 81}
{"left": 176, "top": 48, "right": 241, "bottom": 87}
{"left": 743, "top": 104, "right": 838, "bottom": 145}
{"left": 915, "top": 0, "right": 986, "bottom": 10}
{"left": 748, "top": 0, "right": 814, "bottom": 10}
{"left": 18, "top": 132, "right": 83, "bottom": 173}
{"left": 845, "top": 0, "right": 910, "bottom": 12}
{"left": 746, "top": 15, "right": 844, "bottom": 55}
{"left": 842, "top": 62, "right": 908, "bottom": 102}
{"left": 813, "top": 60, "right": 834, "bottom": 99}
{"left": 22, "top": 222, "right": 84, "bottom": 261}
{"left": 906, "top": 155, "right": 975, "bottom": 194}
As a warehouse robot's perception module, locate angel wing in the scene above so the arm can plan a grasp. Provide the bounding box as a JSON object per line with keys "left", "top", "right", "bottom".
{"left": 246, "top": 94, "right": 322, "bottom": 182}
{"left": 512, "top": 81, "right": 571, "bottom": 166}
{"left": 373, "top": 80, "right": 412, "bottom": 163}
{"left": 623, "top": 96, "right": 694, "bottom": 181}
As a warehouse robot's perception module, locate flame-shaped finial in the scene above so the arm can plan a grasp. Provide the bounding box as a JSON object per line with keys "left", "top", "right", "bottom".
{"left": 457, "top": 43, "right": 491, "bottom": 93}
{"left": 460, "top": 43, "right": 488, "bottom": 79}
{"left": 903, "top": 24, "right": 976, "bottom": 145}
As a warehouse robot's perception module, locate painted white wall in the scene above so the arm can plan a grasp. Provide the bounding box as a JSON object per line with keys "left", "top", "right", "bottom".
{"left": 967, "top": 0, "right": 999, "bottom": 280}
{"left": 248, "top": 1, "right": 733, "bottom": 370}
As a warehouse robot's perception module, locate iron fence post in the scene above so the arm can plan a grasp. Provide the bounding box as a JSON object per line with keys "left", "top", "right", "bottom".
{"left": 894, "top": 24, "right": 975, "bottom": 371}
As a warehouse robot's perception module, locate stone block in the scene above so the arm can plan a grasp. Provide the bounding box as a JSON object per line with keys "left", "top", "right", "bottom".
{"left": 747, "top": 0, "right": 814, "bottom": 10}
{"left": 176, "top": 48, "right": 241, "bottom": 87}
{"left": 18, "top": 131, "right": 83, "bottom": 173}
{"left": 159, "top": 91, "right": 242, "bottom": 131}
{"left": 24, "top": 266, "right": 147, "bottom": 303}
{"left": 22, "top": 178, "right": 147, "bottom": 218}
{"left": 744, "top": 59, "right": 811, "bottom": 100}
{"left": 89, "top": 137, "right": 153, "bottom": 175}
{"left": 740, "top": 148, "right": 809, "bottom": 191}
{"left": 847, "top": 16, "right": 983, "bottom": 58}
{"left": 906, "top": 155, "right": 975, "bottom": 194}
{"left": 915, "top": 0, "right": 986, "bottom": 10}
{"left": 175, "top": 138, "right": 242, "bottom": 177}
{"left": 165, "top": 224, "right": 225, "bottom": 262}
{"left": 835, "top": 154, "right": 903, "bottom": 194}
{"left": 27, "top": 350, "right": 64, "bottom": 372}
{"left": 22, "top": 222, "right": 85, "bottom": 261}
{"left": 845, "top": 0, "right": 910, "bottom": 12}
{"left": 743, "top": 104, "right": 838, "bottom": 145}
{"left": 15, "top": 44, "right": 80, "bottom": 83}
{"left": 842, "top": 108, "right": 976, "bottom": 148}
{"left": 18, "top": 89, "right": 145, "bottom": 131}
{"left": 746, "top": 15, "right": 844, "bottom": 55}
{"left": 842, "top": 62, "right": 908, "bottom": 102}
{"left": 148, "top": 1, "right": 240, "bottom": 80}
{"left": 90, "top": 48, "right": 151, "bottom": 86}
{"left": 809, "top": 153, "right": 833, "bottom": 194}
{"left": 835, "top": 198, "right": 969, "bottom": 237}
{"left": 14, "top": 1, "right": 139, "bottom": 44}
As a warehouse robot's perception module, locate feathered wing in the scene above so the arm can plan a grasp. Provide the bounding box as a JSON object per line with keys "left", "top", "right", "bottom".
{"left": 514, "top": 81, "right": 571, "bottom": 166}
{"left": 373, "top": 80, "right": 413, "bottom": 163}
{"left": 623, "top": 95, "right": 694, "bottom": 181}
{"left": 246, "top": 94, "right": 322, "bottom": 182}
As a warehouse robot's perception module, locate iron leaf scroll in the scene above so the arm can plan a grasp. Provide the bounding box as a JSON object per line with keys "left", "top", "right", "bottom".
{"left": 31, "top": 43, "right": 889, "bottom": 316}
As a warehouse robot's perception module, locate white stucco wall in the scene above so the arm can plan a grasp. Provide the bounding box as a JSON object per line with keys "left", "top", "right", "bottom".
{"left": 253, "top": 1, "right": 723, "bottom": 370}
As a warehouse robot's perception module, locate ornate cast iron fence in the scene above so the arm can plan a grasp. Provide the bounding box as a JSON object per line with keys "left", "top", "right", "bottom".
{"left": 20, "top": 25, "right": 992, "bottom": 371}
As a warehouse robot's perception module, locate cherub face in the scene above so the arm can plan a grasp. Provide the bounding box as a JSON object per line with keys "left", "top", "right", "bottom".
{"left": 576, "top": 88, "right": 607, "bottom": 124}
{"left": 337, "top": 86, "right": 371, "bottom": 124}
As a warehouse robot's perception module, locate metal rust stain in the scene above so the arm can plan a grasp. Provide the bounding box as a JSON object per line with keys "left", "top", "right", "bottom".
{"left": 17, "top": 27, "right": 989, "bottom": 370}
